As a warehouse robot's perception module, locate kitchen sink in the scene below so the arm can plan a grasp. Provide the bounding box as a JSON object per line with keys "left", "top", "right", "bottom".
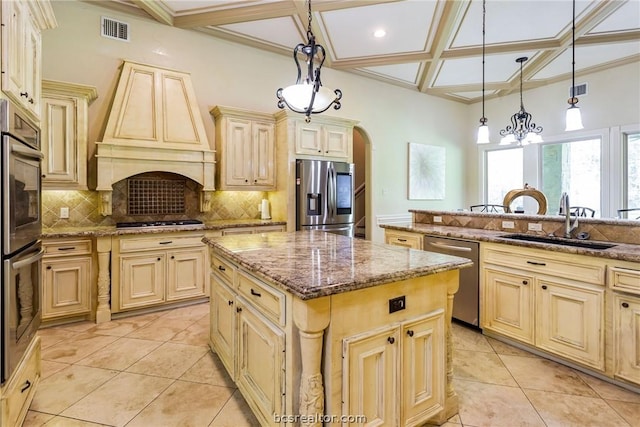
{"left": 499, "top": 234, "right": 617, "bottom": 250}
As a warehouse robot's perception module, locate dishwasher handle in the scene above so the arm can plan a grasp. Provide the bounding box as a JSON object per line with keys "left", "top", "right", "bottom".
{"left": 427, "top": 241, "right": 472, "bottom": 252}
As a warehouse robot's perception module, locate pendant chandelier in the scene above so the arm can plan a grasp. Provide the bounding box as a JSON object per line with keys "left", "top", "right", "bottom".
{"left": 499, "top": 56, "right": 543, "bottom": 145}
{"left": 276, "top": 0, "right": 341, "bottom": 123}
{"left": 476, "top": 0, "right": 490, "bottom": 144}
{"left": 565, "top": 0, "right": 584, "bottom": 131}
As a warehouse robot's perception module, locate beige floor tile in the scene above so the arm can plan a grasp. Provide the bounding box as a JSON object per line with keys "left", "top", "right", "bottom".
{"left": 30, "top": 365, "right": 119, "bottom": 414}
{"left": 40, "top": 360, "right": 70, "bottom": 380}
{"left": 75, "top": 337, "right": 163, "bottom": 370}
{"left": 606, "top": 399, "right": 640, "bottom": 427}
{"left": 36, "top": 327, "right": 80, "bottom": 350}
{"left": 180, "top": 352, "right": 236, "bottom": 387}
{"left": 169, "top": 321, "right": 210, "bottom": 347}
{"left": 485, "top": 336, "right": 540, "bottom": 358}
{"left": 577, "top": 372, "right": 640, "bottom": 403}
{"left": 60, "top": 372, "right": 174, "bottom": 426}
{"left": 524, "top": 389, "right": 630, "bottom": 427}
{"left": 454, "top": 378, "right": 545, "bottom": 427}
{"left": 453, "top": 349, "right": 518, "bottom": 386}
{"left": 25, "top": 413, "right": 112, "bottom": 426}
{"left": 452, "top": 323, "right": 494, "bottom": 353}
{"left": 84, "top": 315, "right": 158, "bottom": 337}
{"left": 40, "top": 333, "right": 119, "bottom": 364}
{"left": 161, "top": 302, "right": 210, "bottom": 322}
{"left": 126, "top": 342, "right": 209, "bottom": 378}
{"left": 126, "top": 380, "right": 234, "bottom": 427}
{"left": 209, "top": 389, "right": 261, "bottom": 427}
{"left": 23, "top": 410, "right": 54, "bottom": 426}
{"left": 125, "top": 316, "right": 194, "bottom": 341}
{"left": 54, "top": 321, "right": 97, "bottom": 333}
{"left": 499, "top": 354, "right": 598, "bottom": 397}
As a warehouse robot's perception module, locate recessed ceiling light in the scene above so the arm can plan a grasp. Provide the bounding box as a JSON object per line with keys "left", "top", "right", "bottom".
{"left": 373, "top": 29, "right": 386, "bottom": 38}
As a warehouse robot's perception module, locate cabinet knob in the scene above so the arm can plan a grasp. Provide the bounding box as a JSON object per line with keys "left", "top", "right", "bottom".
{"left": 254, "top": 180, "right": 257, "bottom": 183}
{"left": 541, "top": 285, "right": 548, "bottom": 290}
{"left": 42, "top": 174, "right": 46, "bottom": 178}
{"left": 171, "top": 255, "right": 175, "bottom": 259}
{"left": 407, "top": 330, "right": 414, "bottom": 337}
{"left": 318, "top": 150, "right": 322, "bottom": 153}
{"left": 387, "top": 337, "right": 395, "bottom": 344}
{"left": 622, "top": 302, "right": 629, "bottom": 308}
{"left": 46, "top": 265, "right": 52, "bottom": 270}
{"left": 157, "top": 257, "right": 161, "bottom": 261}
{"left": 28, "top": 98, "right": 34, "bottom": 104}
{"left": 245, "top": 179, "right": 249, "bottom": 183}
{"left": 325, "top": 150, "right": 329, "bottom": 153}
{"left": 522, "top": 280, "right": 528, "bottom": 285}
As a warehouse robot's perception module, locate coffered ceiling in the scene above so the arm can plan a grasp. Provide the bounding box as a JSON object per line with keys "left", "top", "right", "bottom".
{"left": 90, "top": 0, "right": 640, "bottom": 104}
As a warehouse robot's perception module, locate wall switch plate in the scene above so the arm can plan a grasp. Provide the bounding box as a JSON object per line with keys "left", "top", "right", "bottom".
{"left": 60, "top": 207, "right": 69, "bottom": 219}
{"left": 389, "top": 296, "right": 406, "bottom": 313}
{"left": 502, "top": 221, "right": 515, "bottom": 229}
{"left": 528, "top": 223, "right": 543, "bottom": 232}
{"left": 434, "top": 216, "right": 442, "bottom": 223}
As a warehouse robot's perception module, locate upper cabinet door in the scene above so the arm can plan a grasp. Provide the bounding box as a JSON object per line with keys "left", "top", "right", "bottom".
{"left": 251, "top": 121, "right": 275, "bottom": 186}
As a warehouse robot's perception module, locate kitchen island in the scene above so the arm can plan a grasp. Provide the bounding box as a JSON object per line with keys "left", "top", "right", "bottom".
{"left": 203, "top": 230, "right": 473, "bottom": 426}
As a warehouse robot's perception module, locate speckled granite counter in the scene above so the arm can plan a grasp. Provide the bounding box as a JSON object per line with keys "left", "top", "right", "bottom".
{"left": 42, "top": 219, "right": 287, "bottom": 238}
{"left": 203, "top": 230, "right": 473, "bottom": 300}
{"left": 381, "top": 223, "right": 640, "bottom": 263}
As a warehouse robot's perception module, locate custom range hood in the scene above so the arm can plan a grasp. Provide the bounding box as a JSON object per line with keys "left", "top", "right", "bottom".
{"left": 95, "top": 60, "right": 215, "bottom": 215}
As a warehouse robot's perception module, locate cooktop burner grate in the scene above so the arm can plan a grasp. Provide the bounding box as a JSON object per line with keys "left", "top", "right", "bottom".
{"left": 115, "top": 219, "right": 203, "bottom": 229}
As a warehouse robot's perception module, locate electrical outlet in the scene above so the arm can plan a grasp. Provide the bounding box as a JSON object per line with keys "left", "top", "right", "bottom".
{"left": 60, "top": 207, "right": 69, "bottom": 219}
{"left": 389, "top": 296, "right": 406, "bottom": 313}
{"left": 434, "top": 216, "right": 442, "bottom": 223}
{"left": 502, "top": 221, "right": 515, "bottom": 229}
{"left": 528, "top": 223, "right": 543, "bottom": 232}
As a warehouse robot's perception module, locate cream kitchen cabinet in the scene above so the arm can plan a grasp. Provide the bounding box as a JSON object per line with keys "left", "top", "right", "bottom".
{"left": 0, "top": 337, "right": 40, "bottom": 427}
{"left": 41, "top": 80, "right": 97, "bottom": 190}
{"left": 1, "top": 0, "right": 55, "bottom": 121}
{"left": 385, "top": 229, "right": 424, "bottom": 250}
{"left": 41, "top": 238, "right": 93, "bottom": 322}
{"left": 482, "top": 242, "right": 607, "bottom": 370}
{"left": 221, "top": 225, "right": 286, "bottom": 236}
{"left": 212, "top": 106, "right": 276, "bottom": 190}
{"left": 343, "top": 309, "right": 445, "bottom": 426}
{"left": 112, "top": 232, "right": 208, "bottom": 313}
{"left": 294, "top": 120, "right": 351, "bottom": 159}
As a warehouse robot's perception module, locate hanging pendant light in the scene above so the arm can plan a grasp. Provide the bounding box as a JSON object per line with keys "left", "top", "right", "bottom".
{"left": 276, "top": 0, "right": 341, "bottom": 123}
{"left": 565, "top": 0, "right": 584, "bottom": 131}
{"left": 476, "top": 0, "right": 490, "bottom": 144}
{"left": 499, "top": 56, "right": 543, "bottom": 145}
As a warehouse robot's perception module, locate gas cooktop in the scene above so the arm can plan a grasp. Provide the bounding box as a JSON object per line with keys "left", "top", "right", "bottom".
{"left": 115, "top": 219, "right": 203, "bottom": 229}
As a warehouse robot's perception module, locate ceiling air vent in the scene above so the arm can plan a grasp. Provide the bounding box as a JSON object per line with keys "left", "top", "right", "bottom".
{"left": 569, "top": 83, "right": 588, "bottom": 98}
{"left": 101, "top": 17, "right": 129, "bottom": 42}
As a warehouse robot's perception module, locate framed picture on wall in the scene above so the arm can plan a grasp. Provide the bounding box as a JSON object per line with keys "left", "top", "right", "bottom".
{"left": 408, "top": 142, "right": 445, "bottom": 200}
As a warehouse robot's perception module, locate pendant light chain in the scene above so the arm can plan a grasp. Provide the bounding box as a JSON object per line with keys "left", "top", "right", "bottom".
{"left": 571, "top": 0, "right": 576, "bottom": 102}
{"left": 481, "top": 0, "right": 486, "bottom": 122}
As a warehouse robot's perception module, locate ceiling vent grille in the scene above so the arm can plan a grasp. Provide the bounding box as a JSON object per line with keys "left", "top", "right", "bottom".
{"left": 569, "top": 83, "right": 588, "bottom": 98}
{"left": 101, "top": 17, "right": 129, "bottom": 41}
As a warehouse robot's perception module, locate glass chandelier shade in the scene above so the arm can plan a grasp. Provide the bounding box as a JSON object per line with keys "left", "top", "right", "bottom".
{"left": 476, "top": 0, "right": 490, "bottom": 144}
{"left": 565, "top": 0, "right": 584, "bottom": 131}
{"left": 276, "top": 0, "right": 341, "bottom": 122}
{"left": 499, "top": 56, "right": 543, "bottom": 145}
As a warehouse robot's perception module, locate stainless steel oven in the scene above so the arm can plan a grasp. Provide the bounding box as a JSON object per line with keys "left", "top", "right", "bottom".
{"left": 1, "top": 99, "right": 42, "bottom": 384}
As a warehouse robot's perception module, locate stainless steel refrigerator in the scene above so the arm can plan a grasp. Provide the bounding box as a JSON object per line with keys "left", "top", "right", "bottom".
{"left": 296, "top": 159, "right": 355, "bottom": 237}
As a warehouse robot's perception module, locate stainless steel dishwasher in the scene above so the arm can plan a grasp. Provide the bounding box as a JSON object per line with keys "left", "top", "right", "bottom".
{"left": 424, "top": 235, "right": 479, "bottom": 327}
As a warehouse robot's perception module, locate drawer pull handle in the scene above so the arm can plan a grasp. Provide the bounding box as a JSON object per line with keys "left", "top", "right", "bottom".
{"left": 250, "top": 288, "right": 262, "bottom": 297}
{"left": 57, "top": 247, "right": 76, "bottom": 251}
{"left": 542, "top": 285, "right": 548, "bottom": 290}
{"left": 218, "top": 265, "right": 226, "bottom": 272}
{"left": 522, "top": 280, "right": 528, "bottom": 285}
{"left": 236, "top": 307, "right": 242, "bottom": 313}
{"left": 407, "top": 330, "right": 414, "bottom": 337}
{"left": 21, "top": 380, "right": 31, "bottom": 393}
{"left": 397, "top": 238, "right": 407, "bottom": 242}
{"left": 527, "top": 261, "right": 546, "bottom": 266}
{"left": 159, "top": 241, "right": 173, "bottom": 245}
{"left": 622, "top": 302, "right": 629, "bottom": 308}
{"left": 387, "top": 337, "right": 395, "bottom": 344}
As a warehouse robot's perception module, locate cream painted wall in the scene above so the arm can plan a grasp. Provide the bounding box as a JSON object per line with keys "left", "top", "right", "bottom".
{"left": 43, "top": 0, "right": 470, "bottom": 242}
{"left": 465, "top": 61, "right": 640, "bottom": 205}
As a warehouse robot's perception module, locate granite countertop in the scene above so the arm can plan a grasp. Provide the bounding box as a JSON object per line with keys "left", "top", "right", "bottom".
{"left": 42, "top": 219, "right": 287, "bottom": 238}
{"left": 202, "top": 230, "right": 473, "bottom": 300}
{"left": 381, "top": 223, "right": 640, "bottom": 263}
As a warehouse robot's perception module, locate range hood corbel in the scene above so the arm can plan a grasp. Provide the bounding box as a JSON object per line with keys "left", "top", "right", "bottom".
{"left": 94, "top": 60, "right": 216, "bottom": 216}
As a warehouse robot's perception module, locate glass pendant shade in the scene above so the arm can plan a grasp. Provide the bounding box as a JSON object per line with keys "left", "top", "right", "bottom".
{"left": 565, "top": 104, "right": 584, "bottom": 131}
{"left": 280, "top": 83, "right": 335, "bottom": 112}
{"left": 477, "top": 123, "right": 490, "bottom": 144}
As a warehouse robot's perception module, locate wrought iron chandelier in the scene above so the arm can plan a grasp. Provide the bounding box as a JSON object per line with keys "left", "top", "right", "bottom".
{"left": 499, "top": 56, "right": 543, "bottom": 145}
{"left": 276, "top": 0, "right": 341, "bottom": 123}
{"left": 476, "top": 0, "right": 490, "bottom": 144}
{"left": 565, "top": 0, "right": 583, "bottom": 131}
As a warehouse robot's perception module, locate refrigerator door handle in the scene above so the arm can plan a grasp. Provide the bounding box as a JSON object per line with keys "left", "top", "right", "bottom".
{"left": 327, "top": 165, "right": 334, "bottom": 217}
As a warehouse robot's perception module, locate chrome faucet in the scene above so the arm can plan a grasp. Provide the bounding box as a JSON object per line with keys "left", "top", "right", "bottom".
{"left": 558, "top": 192, "right": 578, "bottom": 238}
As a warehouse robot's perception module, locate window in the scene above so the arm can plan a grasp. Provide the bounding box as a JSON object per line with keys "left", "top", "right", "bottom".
{"left": 624, "top": 132, "right": 640, "bottom": 210}
{"left": 486, "top": 148, "right": 523, "bottom": 206}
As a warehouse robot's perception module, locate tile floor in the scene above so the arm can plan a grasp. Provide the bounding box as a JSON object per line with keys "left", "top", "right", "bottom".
{"left": 23, "top": 303, "right": 640, "bottom": 427}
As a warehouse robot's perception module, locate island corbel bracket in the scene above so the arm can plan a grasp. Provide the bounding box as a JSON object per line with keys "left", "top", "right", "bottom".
{"left": 293, "top": 296, "right": 331, "bottom": 427}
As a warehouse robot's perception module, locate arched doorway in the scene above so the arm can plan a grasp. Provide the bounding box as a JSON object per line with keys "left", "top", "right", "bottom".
{"left": 353, "top": 126, "right": 372, "bottom": 239}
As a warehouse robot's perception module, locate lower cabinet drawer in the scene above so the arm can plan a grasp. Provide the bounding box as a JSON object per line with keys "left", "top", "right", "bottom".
{"left": 4, "top": 337, "right": 40, "bottom": 427}
{"left": 609, "top": 265, "right": 640, "bottom": 296}
{"left": 237, "top": 271, "right": 285, "bottom": 326}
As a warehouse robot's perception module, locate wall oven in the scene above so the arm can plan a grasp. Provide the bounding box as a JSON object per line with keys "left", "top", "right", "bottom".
{"left": 1, "top": 99, "right": 43, "bottom": 384}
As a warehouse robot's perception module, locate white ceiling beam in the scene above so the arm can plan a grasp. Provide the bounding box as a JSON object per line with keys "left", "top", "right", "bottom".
{"left": 130, "top": 0, "right": 173, "bottom": 26}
